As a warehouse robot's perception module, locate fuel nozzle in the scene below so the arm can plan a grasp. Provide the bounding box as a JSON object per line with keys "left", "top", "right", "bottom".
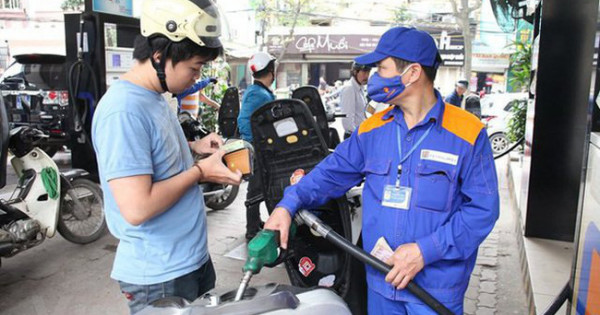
{"left": 234, "top": 229, "right": 281, "bottom": 301}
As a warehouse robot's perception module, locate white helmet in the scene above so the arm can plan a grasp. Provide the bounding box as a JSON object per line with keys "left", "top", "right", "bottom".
{"left": 140, "top": 0, "right": 222, "bottom": 92}
{"left": 141, "top": 0, "right": 222, "bottom": 48}
{"left": 248, "top": 52, "right": 276, "bottom": 74}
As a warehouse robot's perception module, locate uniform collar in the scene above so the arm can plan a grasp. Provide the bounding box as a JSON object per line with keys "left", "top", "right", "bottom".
{"left": 382, "top": 89, "right": 445, "bottom": 131}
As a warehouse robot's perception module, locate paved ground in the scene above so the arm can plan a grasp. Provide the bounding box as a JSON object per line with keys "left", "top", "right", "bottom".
{"left": 463, "top": 157, "right": 529, "bottom": 315}
{"left": 0, "top": 153, "right": 528, "bottom": 314}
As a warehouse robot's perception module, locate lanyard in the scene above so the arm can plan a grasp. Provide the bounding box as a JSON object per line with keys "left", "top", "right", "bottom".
{"left": 395, "top": 122, "right": 434, "bottom": 187}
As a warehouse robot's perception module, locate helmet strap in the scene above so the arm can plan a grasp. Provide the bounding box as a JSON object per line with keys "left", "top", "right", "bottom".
{"left": 148, "top": 38, "right": 172, "bottom": 93}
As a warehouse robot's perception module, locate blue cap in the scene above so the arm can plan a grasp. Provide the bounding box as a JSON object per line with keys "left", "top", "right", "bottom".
{"left": 355, "top": 27, "right": 442, "bottom": 68}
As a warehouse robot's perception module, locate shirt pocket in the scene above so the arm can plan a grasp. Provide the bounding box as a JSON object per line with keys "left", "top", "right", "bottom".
{"left": 414, "top": 162, "right": 457, "bottom": 211}
{"left": 364, "top": 158, "right": 391, "bottom": 200}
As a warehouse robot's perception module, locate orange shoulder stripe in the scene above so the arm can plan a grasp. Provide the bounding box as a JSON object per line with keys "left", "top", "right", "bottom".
{"left": 358, "top": 106, "right": 395, "bottom": 135}
{"left": 441, "top": 103, "right": 484, "bottom": 145}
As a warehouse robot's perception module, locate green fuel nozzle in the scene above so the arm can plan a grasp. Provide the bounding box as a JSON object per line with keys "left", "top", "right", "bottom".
{"left": 235, "top": 226, "right": 297, "bottom": 302}
{"left": 243, "top": 229, "right": 281, "bottom": 274}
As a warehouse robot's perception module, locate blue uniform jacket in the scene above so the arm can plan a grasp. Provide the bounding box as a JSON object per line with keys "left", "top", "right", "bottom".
{"left": 445, "top": 90, "right": 463, "bottom": 107}
{"left": 176, "top": 78, "right": 211, "bottom": 106}
{"left": 238, "top": 82, "right": 275, "bottom": 142}
{"left": 277, "top": 90, "right": 499, "bottom": 303}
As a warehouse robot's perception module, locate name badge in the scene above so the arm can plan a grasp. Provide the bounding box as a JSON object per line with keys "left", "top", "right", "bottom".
{"left": 421, "top": 149, "right": 459, "bottom": 166}
{"left": 382, "top": 185, "right": 412, "bottom": 210}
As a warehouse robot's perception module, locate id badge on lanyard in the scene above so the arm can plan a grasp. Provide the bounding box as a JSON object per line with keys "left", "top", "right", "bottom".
{"left": 382, "top": 123, "right": 433, "bottom": 210}
{"left": 382, "top": 184, "right": 412, "bottom": 210}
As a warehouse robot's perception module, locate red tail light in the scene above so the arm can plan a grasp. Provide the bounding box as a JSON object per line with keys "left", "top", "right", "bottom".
{"left": 483, "top": 115, "right": 497, "bottom": 122}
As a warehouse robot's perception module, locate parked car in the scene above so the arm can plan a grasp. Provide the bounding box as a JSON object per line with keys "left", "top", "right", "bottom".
{"left": 480, "top": 93, "right": 528, "bottom": 155}
{"left": 0, "top": 54, "right": 70, "bottom": 156}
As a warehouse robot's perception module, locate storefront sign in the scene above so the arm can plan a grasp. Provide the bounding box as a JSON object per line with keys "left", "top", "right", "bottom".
{"left": 433, "top": 30, "right": 465, "bottom": 67}
{"left": 267, "top": 29, "right": 465, "bottom": 67}
{"left": 93, "top": 0, "right": 133, "bottom": 18}
{"left": 267, "top": 34, "right": 379, "bottom": 55}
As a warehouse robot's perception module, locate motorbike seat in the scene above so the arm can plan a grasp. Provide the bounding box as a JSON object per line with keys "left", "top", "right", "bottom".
{"left": 291, "top": 86, "right": 331, "bottom": 147}
{"left": 0, "top": 95, "right": 9, "bottom": 189}
{"left": 218, "top": 87, "right": 240, "bottom": 139}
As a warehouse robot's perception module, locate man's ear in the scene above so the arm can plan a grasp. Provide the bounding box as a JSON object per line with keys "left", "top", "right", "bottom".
{"left": 408, "top": 64, "right": 423, "bottom": 83}
{"left": 152, "top": 51, "right": 162, "bottom": 64}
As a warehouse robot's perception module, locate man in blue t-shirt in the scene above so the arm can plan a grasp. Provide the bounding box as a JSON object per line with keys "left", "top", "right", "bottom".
{"left": 237, "top": 51, "right": 276, "bottom": 240}
{"left": 91, "top": 1, "right": 241, "bottom": 313}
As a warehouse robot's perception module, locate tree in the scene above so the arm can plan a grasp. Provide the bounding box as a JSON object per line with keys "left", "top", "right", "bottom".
{"left": 505, "top": 39, "right": 532, "bottom": 146}
{"left": 393, "top": 4, "right": 414, "bottom": 26}
{"left": 252, "top": 0, "right": 313, "bottom": 56}
{"left": 449, "top": 0, "right": 482, "bottom": 78}
{"left": 61, "top": 0, "right": 84, "bottom": 11}
{"left": 251, "top": 0, "right": 314, "bottom": 87}
{"left": 507, "top": 40, "right": 532, "bottom": 92}
{"left": 274, "top": 0, "right": 308, "bottom": 62}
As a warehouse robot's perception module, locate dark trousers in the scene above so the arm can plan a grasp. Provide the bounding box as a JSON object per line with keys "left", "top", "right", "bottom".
{"left": 246, "top": 160, "right": 263, "bottom": 234}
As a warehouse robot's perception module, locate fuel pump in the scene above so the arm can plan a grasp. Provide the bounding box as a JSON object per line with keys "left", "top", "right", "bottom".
{"left": 63, "top": 1, "right": 140, "bottom": 178}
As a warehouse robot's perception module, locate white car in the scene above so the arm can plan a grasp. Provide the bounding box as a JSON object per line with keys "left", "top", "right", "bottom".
{"left": 480, "top": 93, "right": 528, "bottom": 155}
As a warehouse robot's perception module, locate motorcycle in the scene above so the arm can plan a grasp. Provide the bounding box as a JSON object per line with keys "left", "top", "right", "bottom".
{"left": 178, "top": 87, "right": 243, "bottom": 211}
{"left": 0, "top": 122, "right": 106, "bottom": 267}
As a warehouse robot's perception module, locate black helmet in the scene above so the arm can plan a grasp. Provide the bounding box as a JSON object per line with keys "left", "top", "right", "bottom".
{"left": 351, "top": 61, "right": 372, "bottom": 72}
{"left": 457, "top": 79, "right": 469, "bottom": 88}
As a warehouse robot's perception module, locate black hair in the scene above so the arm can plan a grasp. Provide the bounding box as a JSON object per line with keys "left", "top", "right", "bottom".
{"left": 252, "top": 60, "right": 276, "bottom": 79}
{"left": 351, "top": 61, "right": 371, "bottom": 77}
{"left": 392, "top": 57, "right": 438, "bottom": 82}
{"left": 132, "top": 35, "right": 223, "bottom": 66}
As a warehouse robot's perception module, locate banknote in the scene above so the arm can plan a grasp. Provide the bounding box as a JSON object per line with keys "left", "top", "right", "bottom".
{"left": 370, "top": 236, "right": 394, "bottom": 264}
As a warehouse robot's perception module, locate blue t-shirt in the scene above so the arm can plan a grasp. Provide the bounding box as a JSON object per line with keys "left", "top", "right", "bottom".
{"left": 92, "top": 80, "right": 208, "bottom": 285}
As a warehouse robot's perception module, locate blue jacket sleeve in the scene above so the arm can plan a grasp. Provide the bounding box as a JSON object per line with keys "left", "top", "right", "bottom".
{"left": 238, "top": 88, "right": 273, "bottom": 142}
{"left": 416, "top": 129, "right": 500, "bottom": 265}
{"left": 177, "top": 78, "right": 212, "bottom": 104}
{"left": 238, "top": 89, "right": 257, "bottom": 142}
{"left": 276, "top": 131, "right": 366, "bottom": 216}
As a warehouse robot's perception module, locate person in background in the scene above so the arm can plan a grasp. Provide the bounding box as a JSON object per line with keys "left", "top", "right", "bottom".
{"left": 485, "top": 75, "right": 494, "bottom": 94}
{"left": 340, "top": 61, "right": 372, "bottom": 138}
{"left": 177, "top": 77, "right": 220, "bottom": 119}
{"left": 318, "top": 76, "right": 328, "bottom": 94}
{"left": 445, "top": 79, "right": 468, "bottom": 107}
{"left": 465, "top": 93, "right": 482, "bottom": 119}
{"left": 237, "top": 51, "right": 277, "bottom": 240}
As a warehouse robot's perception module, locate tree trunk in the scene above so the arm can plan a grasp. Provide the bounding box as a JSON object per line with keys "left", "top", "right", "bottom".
{"left": 450, "top": 0, "right": 479, "bottom": 79}
{"left": 463, "top": 20, "right": 472, "bottom": 78}
{"left": 460, "top": 0, "right": 472, "bottom": 79}
{"left": 273, "top": 0, "right": 304, "bottom": 88}
{"left": 277, "top": 0, "right": 303, "bottom": 62}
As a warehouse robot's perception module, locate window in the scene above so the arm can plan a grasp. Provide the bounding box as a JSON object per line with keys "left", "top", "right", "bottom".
{"left": 1, "top": 0, "right": 22, "bottom": 10}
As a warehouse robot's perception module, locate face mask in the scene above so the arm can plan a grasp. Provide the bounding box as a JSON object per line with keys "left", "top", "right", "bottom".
{"left": 367, "top": 66, "right": 413, "bottom": 103}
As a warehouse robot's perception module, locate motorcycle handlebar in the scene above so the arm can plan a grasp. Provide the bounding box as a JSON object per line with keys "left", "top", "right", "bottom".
{"left": 245, "top": 194, "right": 264, "bottom": 208}
{"left": 325, "top": 113, "right": 347, "bottom": 122}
